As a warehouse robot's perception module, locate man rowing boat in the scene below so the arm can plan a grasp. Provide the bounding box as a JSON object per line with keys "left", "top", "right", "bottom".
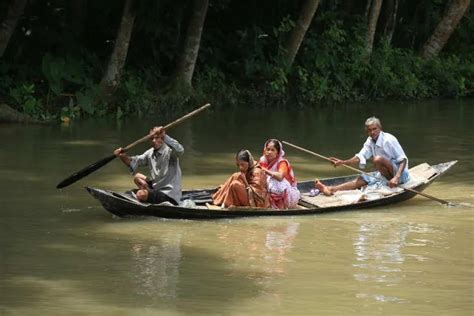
{"left": 114, "top": 126, "right": 184, "bottom": 204}
{"left": 316, "top": 116, "right": 410, "bottom": 195}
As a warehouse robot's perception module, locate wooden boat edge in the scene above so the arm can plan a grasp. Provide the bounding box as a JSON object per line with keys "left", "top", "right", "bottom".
{"left": 86, "top": 160, "right": 457, "bottom": 219}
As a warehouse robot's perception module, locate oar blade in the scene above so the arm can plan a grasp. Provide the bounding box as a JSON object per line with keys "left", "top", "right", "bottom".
{"left": 56, "top": 154, "right": 116, "bottom": 189}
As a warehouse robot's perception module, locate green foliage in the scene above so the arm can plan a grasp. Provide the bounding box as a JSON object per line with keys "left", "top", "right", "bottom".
{"left": 60, "top": 98, "right": 81, "bottom": 122}
{"left": 1, "top": 0, "right": 472, "bottom": 120}
{"left": 281, "top": 16, "right": 471, "bottom": 105}
{"left": 363, "top": 40, "right": 421, "bottom": 99}
{"left": 289, "top": 19, "right": 368, "bottom": 104}
{"left": 194, "top": 66, "right": 240, "bottom": 107}
{"left": 362, "top": 40, "right": 471, "bottom": 100}
{"left": 75, "top": 84, "right": 101, "bottom": 115}
{"left": 420, "top": 55, "right": 470, "bottom": 97}
{"left": 9, "top": 83, "right": 45, "bottom": 118}
{"left": 116, "top": 71, "right": 157, "bottom": 117}
{"left": 41, "top": 53, "right": 90, "bottom": 95}
{"left": 39, "top": 53, "right": 108, "bottom": 119}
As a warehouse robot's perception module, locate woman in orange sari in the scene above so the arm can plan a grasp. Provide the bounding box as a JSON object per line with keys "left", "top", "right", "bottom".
{"left": 212, "top": 149, "right": 270, "bottom": 208}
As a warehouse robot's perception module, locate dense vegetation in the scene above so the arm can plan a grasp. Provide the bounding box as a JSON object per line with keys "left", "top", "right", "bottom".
{"left": 0, "top": 0, "right": 472, "bottom": 122}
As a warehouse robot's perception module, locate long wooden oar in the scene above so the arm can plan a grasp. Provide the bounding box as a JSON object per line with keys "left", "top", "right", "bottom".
{"left": 56, "top": 103, "right": 211, "bottom": 189}
{"left": 282, "top": 140, "right": 454, "bottom": 206}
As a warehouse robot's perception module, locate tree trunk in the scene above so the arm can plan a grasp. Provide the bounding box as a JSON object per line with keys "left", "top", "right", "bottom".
{"left": 365, "top": 0, "right": 383, "bottom": 57}
{"left": 173, "top": 0, "right": 209, "bottom": 91}
{"left": 0, "top": 103, "right": 41, "bottom": 123}
{"left": 100, "top": 0, "right": 136, "bottom": 97}
{"left": 282, "top": 0, "right": 321, "bottom": 68}
{"left": 364, "top": 0, "right": 373, "bottom": 17}
{"left": 0, "top": 0, "right": 28, "bottom": 58}
{"left": 382, "top": 0, "right": 398, "bottom": 44}
{"left": 420, "top": 0, "right": 471, "bottom": 59}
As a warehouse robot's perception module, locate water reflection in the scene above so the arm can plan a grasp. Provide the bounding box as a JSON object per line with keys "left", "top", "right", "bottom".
{"left": 352, "top": 221, "right": 443, "bottom": 304}
{"left": 353, "top": 222, "right": 409, "bottom": 304}
{"left": 218, "top": 222, "right": 300, "bottom": 287}
{"left": 264, "top": 223, "right": 300, "bottom": 274}
{"left": 130, "top": 234, "right": 182, "bottom": 300}
{"left": 127, "top": 222, "right": 301, "bottom": 302}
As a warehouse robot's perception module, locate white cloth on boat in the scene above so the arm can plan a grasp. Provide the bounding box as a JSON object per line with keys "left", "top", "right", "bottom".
{"left": 361, "top": 162, "right": 410, "bottom": 185}
{"left": 267, "top": 177, "right": 301, "bottom": 208}
{"left": 333, "top": 170, "right": 428, "bottom": 204}
{"left": 398, "top": 173, "right": 426, "bottom": 189}
{"left": 333, "top": 190, "right": 365, "bottom": 204}
{"left": 362, "top": 183, "right": 403, "bottom": 196}
{"left": 332, "top": 182, "right": 403, "bottom": 204}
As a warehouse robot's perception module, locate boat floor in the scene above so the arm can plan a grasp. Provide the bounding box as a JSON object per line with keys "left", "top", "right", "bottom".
{"left": 188, "top": 162, "right": 438, "bottom": 211}
{"left": 297, "top": 163, "right": 437, "bottom": 209}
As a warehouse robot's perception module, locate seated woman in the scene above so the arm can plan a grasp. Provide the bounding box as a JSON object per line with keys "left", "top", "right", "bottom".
{"left": 259, "top": 139, "right": 301, "bottom": 209}
{"left": 212, "top": 149, "right": 270, "bottom": 208}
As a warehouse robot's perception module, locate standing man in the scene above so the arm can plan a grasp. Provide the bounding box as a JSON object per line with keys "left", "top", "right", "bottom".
{"left": 114, "top": 126, "right": 184, "bottom": 204}
{"left": 316, "top": 117, "right": 409, "bottom": 195}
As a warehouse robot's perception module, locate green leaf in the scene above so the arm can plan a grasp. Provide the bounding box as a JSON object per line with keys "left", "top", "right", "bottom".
{"left": 76, "top": 91, "right": 95, "bottom": 114}
{"left": 23, "top": 98, "right": 36, "bottom": 112}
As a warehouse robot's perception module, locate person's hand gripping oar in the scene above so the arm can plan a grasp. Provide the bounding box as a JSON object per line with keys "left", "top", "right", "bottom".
{"left": 56, "top": 103, "right": 211, "bottom": 189}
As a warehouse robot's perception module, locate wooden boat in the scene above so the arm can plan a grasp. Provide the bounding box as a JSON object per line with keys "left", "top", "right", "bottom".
{"left": 86, "top": 161, "right": 457, "bottom": 219}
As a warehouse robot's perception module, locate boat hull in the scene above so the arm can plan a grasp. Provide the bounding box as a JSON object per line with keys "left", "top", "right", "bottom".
{"left": 86, "top": 161, "right": 456, "bottom": 219}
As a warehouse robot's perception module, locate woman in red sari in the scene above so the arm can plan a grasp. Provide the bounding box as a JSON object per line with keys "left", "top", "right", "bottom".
{"left": 212, "top": 149, "right": 270, "bottom": 208}
{"left": 259, "top": 139, "right": 301, "bottom": 209}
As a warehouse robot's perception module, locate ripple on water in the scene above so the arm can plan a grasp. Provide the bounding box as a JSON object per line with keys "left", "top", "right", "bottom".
{"left": 61, "top": 208, "right": 82, "bottom": 213}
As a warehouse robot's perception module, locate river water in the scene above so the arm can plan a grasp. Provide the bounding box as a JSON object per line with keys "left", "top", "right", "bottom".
{"left": 1, "top": 100, "right": 473, "bottom": 315}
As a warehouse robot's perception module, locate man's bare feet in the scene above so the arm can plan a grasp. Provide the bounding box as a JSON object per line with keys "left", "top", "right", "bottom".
{"left": 315, "top": 179, "right": 333, "bottom": 196}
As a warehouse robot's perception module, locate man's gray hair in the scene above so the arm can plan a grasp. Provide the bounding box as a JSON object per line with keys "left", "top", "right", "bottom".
{"left": 365, "top": 116, "right": 382, "bottom": 129}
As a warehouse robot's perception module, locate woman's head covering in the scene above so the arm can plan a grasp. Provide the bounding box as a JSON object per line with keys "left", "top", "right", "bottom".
{"left": 236, "top": 149, "right": 256, "bottom": 171}
{"left": 259, "top": 139, "right": 285, "bottom": 167}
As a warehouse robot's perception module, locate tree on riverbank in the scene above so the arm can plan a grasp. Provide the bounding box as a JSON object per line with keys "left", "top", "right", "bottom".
{"left": 421, "top": 0, "right": 471, "bottom": 59}
{"left": 382, "top": 0, "right": 398, "bottom": 44}
{"left": 0, "top": 0, "right": 27, "bottom": 58}
{"left": 171, "top": 0, "right": 209, "bottom": 93}
{"left": 100, "top": 0, "right": 137, "bottom": 99}
{"left": 0, "top": 0, "right": 472, "bottom": 122}
{"left": 365, "top": 0, "right": 384, "bottom": 59}
{"left": 282, "top": 0, "right": 320, "bottom": 68}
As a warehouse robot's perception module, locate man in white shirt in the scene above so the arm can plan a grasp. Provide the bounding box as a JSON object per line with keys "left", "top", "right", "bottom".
{"left": 316, "top": 117, "right": 409, "bottom": 196}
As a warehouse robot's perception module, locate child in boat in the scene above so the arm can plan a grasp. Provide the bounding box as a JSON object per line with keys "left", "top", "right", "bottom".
{"left": 114, "top": 126, "right": 184, "bottom": 205}
{"left": 259, "top": 139, "right": 301, "bottom": 209}
{"left": 212, "top": 149, "right": 270, "bottom": 208}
